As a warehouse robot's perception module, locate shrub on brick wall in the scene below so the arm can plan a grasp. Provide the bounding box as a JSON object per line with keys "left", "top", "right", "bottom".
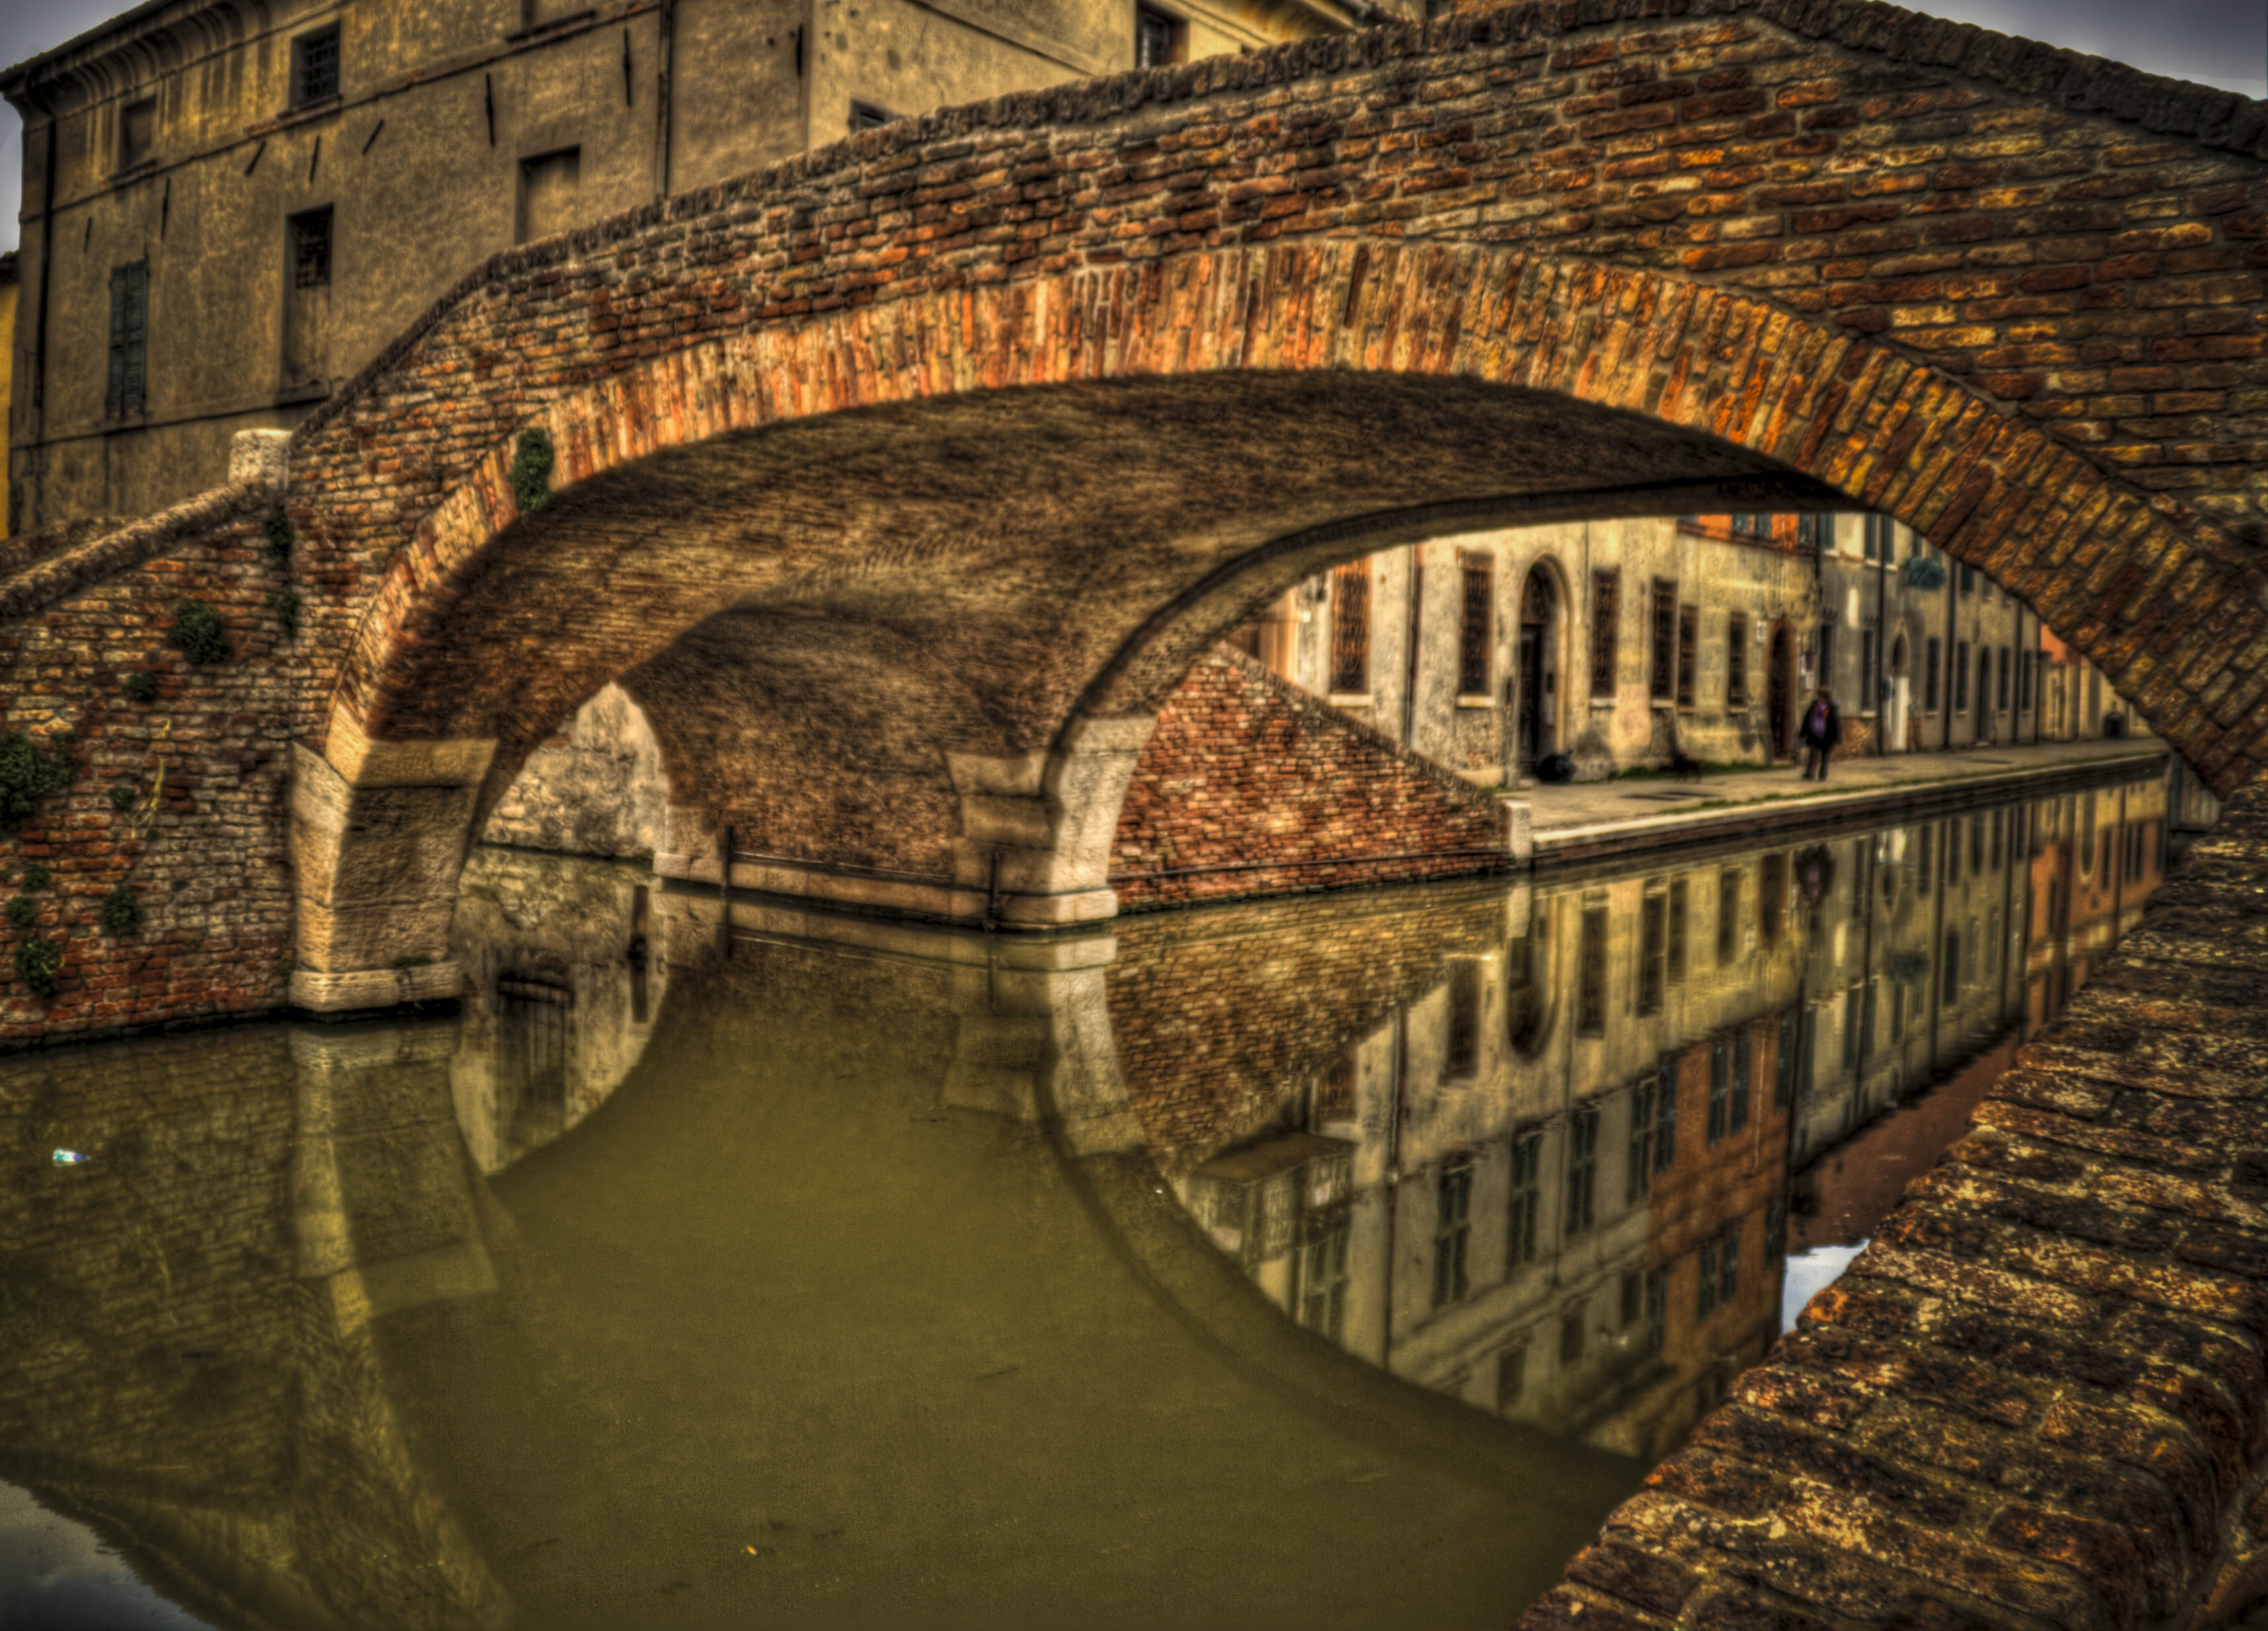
{"left": 0, "top": 732, "right": 76, "bottom": 829}
{"left": 169, "top": 602, "right": 229, "bottom": 665}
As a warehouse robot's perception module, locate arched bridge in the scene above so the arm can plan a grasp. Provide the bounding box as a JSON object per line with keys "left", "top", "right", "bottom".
{"left": 0, "top": 0, "right": 2259, "bottom": 1022}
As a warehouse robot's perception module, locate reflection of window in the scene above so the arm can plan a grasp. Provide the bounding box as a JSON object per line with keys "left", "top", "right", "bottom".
{"left": 1918, "top": 822, "right": 1935, "bottom": 895}
{"left": 1843, "top": 987, "right": 1861, "bottom": 1071}
{"left": 1759, "top": 853, "right": 1786, "bottom": 946}
{"left": 1432, "top": 1163, "right": 1473, "bottom": 1309}
{"left": 1731, "top": 1028, "right": 1752, "bottom": 1133}
{"left": 1317, "top": 1053, "right": 1355, "bottom": 1122}
{"left": 1638, "top": 890, "right": 1666, "bottom": 1017}
{"left": 1971, "top": 814, "right": 1984, "bottom": 877}
{"left": 1667, "top": 880, "right": 1688, "bottom": 980}
{"left": 1775, "top": 1009, "right": 1799, "bottom": 1111}
{"left": 1497, "top": 1343, "right": 1527, "bottom": 1410}
{"left": 1627, "top": 1077, "right": 1655, "bottom": 1204}
{"left": 1577, "top": 906, "right": 1608, "bottom": 1036}
{"left": 1507, "top": 1131, "right": 1543, "bottom": 1267}
{"left": 1653, "top": 1061, "right": 1677, "bottom": 1174}
{"left": 1697, "top": 1225, "right": 1739, "bottom": 1316}
{"left": 1444, "top": 962, "right": 1480, "bottom": 1079}
{"left": 1716, "top": 869, "right": 1740, "bottom": 966}
{"left": 1565, "top": 1108, "right": 1599, "bottom": 1235}
{"left": 1559, "top": 1297, "right": 1588, "bottom": 1365}
{"left": 1300, "top": 1224, "right": 1349, "bottom": 1341}
{"left": 497, "top": 971, "right": 572, "bottom": 1117}
{"left": 1645, "top": 1271, "right": 1666, "bottom": 1352}
{"left": 1330, "top": 561, "right": 1370, "bottom": 693}
{"left": 1707, "top": 1040, "right": 1731, "bottom": 1144}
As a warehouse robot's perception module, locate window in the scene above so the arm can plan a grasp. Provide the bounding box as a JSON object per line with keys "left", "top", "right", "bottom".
{"left": 1135, "top": 4, "right": 1187, "bottom": 67}
{"left": 1797, "top": 514, "right": 1823, "bottom": 550}
{"left": 1507, "top": 1131, "right": 1543, "bottom": 1267}
{"left": 1577, "top": 906, "right": 1608, "bottom": 1036}
{"left": 518, "top": 146, "right": 582, "bottom": 244}
{"left": 1977, "top": 647, "right": 1990, "bottom": 718}
{"left": 1942, "top": 929, "right": 1961, "bottom": 1003}
{"left": 1444, "top": 962, "right": 1480, "bottom": 1079}
{"left": 1954, "top": 640, "right": 1970, "bottom": 712}
{"left": 1959, "top": 562, "right": 1975, "bottom": 595}
{"left": 1645, "top": 1271, "right": 1666, "bottom": 1352}
{"left": 1698, "top": 1237, "right": 1721, "bottom": 1317}
{"left": 1731, "top": 512, "right": 1769, "bottom": 538}
{"left": 1699, "top": 1225, "right": 1740, "bottom": 1317}
{"left": 293, "top": 24, "right": 340, "bottom": 106}
{"left": 120, "top": 98, "right": 155, "bottom": 170}
{"left": 1842, "top": 987, "right": 1862, "bottom": 1071}
{"left": 283, "top": 206, "right": 333, "bottom": 390}
{"left": 1458, "top": 556, "right": 1493, "bottom": 697}
{"left": 1590, "top": 570, "right": 1619, "bottom": 698}
{"left": 1924, "top": 636, "right": 1942, "bottom": 711}
{"left": 1300, "top": 1225, "right": 1349, "bottom": 1341}
{"left": 1716, "top": 868, "right": 1740, "bottom": 966}
{"left": 1649, "top": 580, "right": 1677, "bottom": 700}
{"left": 105, "top": 260, "right": 149, "bottom": 420}
{"left": 1621, "top": 1270, "right": 1643, "bottom": 1328}
{"left": 1815, "top": 622, "right": 1832, "bottom": 700}
{"left": 1861, "top": 628, "right": 1879, "bottom": 711}
{"left": 1775, "top": 1008, "right": 1799, "bottom": 1110}
{"left": 2021, "top": 648, "right": 2035, "bottom": 711}
{"left": 1676, "top": 605, "right": 1698, "bottom": 707}
{"left": 1432, "top": 1162, "right": 1473, "bottom": 1309}
{"left": 1329, "top": 561, "right": 1370, "bottom": 694}
{"left": 1998, "top": 646, "right": 2012, "bottom": 712}
{"left": 1727, "top": 615, "right": 1750, "bottom": 708}
{"left": 1667, "top": 880, "right": 1688, "bottom": 981}
{"left": 1862, "top": 513, "right": 1894, "bottom": 561}
{"left": 1627, "top": 1077, "right": 1657, "bottom": 1203}
{"left": 1565, "top": 1108, "right": 1599, "bottom": 1236}
{"left": 1638, "top": 890, "right": 1666, "bottom": 1018}
{"left": 1559, "top": 1297, "right": 1588, "bottom": 1365}
{"left": 847, "top": 99, "right": 892, "bottom": 132}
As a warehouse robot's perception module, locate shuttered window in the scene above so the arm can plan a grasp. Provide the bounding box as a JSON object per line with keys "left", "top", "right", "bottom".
{"left": 1649, "top": 580, "right": 1676, "bottom": 699}
{"left": 1727, "top": 613, "right": 1748, "bottom": 708}
{"left": 1329, "top": 560, "right": 1370, "bottom": 694}
{"left": 106, "top": 260, "right": 149, "bottom": 420}
{"left": 1676, "top": 605, "right": 1698, "bottom": 707}
{"left": 1458, "top": 556, "right": 1492, "bottom": 697}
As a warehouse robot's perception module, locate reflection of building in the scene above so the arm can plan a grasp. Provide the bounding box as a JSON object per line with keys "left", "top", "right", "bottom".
{"left": 449, "top": 847, "right": 668, "bottom": 1172}
{"left": 4, "top": 0, "right": 1417, "bottom": 529}
{"left": 1159, "top": 769, "right": 2172, "bottom": 1464}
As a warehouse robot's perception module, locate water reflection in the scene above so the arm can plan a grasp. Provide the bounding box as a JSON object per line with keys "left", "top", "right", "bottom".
{"left": 1155, "top": 775, "right": 2168, "bottom": 1468}
{"left": 0, "top": 771, "right": 2168, "bottom": 1629}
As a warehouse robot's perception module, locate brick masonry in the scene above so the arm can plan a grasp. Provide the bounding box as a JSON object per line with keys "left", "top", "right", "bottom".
{"left": 1109, "top": 645, "right": 1513, "bottom": 908}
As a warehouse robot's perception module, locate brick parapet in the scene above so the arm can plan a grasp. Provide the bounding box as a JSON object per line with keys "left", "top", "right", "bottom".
{"left": 0, "top": 482, "right": 270, "bottom": 624}
{"left": 1109, "top": 645, "right": 1512, "bottom": 908}
{"left": 1523, "top": 765, "right": 2268, "bottom": 1630}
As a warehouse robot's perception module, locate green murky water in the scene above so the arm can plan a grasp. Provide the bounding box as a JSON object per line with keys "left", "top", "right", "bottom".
{"left": 0, "top": 772, "right": 2172, "bottom": 1629}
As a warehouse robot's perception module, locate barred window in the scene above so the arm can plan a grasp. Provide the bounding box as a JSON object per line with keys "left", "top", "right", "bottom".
{"left": 105, "top": 260, "right": 149, "bottom": 420}
{"left": 293, "top": 25, "right": 340, "bottom": 105}
{"left": 1676, "top": 605, "right": 1698, "bottom": 708}
{"left": 1458, "top": 556, "right": 1493, "bottom": 697}
{"left": 1565, "top": 1108, "right": 1599, "bottom": 1236}
{"left": 1727, "top": 614, "right": 1749, "bottom": 708}
{"left": 1589, "top": 570, "right": 1619, "bottom": 699}
{"left": 1649, "top": 580, "right": 1677, "bottom": 700}
{"left": 1329, "top": 560, "right": 1370, "bottom": 694}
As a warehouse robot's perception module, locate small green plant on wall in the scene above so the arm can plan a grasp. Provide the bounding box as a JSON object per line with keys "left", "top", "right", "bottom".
{"left": 108, "top": 784, "right": 137, "bottom": 812}
{"left": 13, "top": 936, "right": 63, "bottom": 999}
{"left": 20, "top": 864, "right": 51, "bottom": 891}
{"left": 0, "top": 731, "right": 77, "bottom": 829}
{"left": 122, "top": 671, "right": 160, "bottom": 704}
{"left": 169, "top": 601, "right": 230, "bottom": 665}
{"left": 264, "top": 508, "right": 294, "bottom": 563}
{"left": 267, "top": 589, "right": 301, "bottom": 641}
{"left": 5, "top": 897, "right": 32, "bottom": 930}
{"left": 510, "top": 426, "right": 555, "bottom": 513}
{"left": 98, "top": 886, "right": 142, "bottom": 935}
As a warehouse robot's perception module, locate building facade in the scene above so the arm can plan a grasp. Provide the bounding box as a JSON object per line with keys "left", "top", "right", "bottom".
{"left": 3, "top": 0, "right": 1409, "bottom": 531}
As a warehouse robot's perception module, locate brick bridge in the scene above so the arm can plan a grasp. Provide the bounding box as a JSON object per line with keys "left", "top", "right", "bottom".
{"left": 1, "top": 1, "right": 2267, "bottom": 1624}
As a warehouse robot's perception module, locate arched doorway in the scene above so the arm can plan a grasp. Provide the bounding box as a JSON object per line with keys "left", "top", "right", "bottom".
{"left": 1767, "top": 623, "right": 1795, "bottom": 761}
{"left": 1887, "top": 636, "right": 1910, "bottom": 754}
{"left": 1516, "top": 566, "right": 1561, "bottom": 775}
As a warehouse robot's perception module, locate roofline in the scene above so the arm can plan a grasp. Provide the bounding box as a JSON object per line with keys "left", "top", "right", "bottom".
{"left": 1, "top": 0, "right": 231, "bottom": 104}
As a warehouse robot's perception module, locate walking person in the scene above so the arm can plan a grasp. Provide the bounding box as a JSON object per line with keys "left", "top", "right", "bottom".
{"left": 1799, "top": 689, "right": 1841, "bottom": 780}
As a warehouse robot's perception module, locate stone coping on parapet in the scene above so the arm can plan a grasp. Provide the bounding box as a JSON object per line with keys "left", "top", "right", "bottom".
{"left": 1532, "top": 742, "right": 2170, "bottom": 867}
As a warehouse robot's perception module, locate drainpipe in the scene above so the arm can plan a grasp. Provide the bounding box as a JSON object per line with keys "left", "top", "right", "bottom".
{"left": 652, "top": 0, "right": 676, "bottom": 200}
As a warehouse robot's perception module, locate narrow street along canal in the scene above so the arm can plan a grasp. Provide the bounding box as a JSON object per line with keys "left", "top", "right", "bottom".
{"left": 0, "top": 768, "right": 2172, "bottom": 1630}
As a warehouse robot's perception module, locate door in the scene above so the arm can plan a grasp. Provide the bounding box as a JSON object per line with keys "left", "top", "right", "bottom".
{"left": 1767, "top": 626, "right": 1793, "bottom": 759}
{"left": 1517, "top": 625, "right": 1544, "bottom": 771}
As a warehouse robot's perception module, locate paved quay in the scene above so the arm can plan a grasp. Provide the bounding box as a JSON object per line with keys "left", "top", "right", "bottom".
{"left": 1520, "top": 738, "right": 2172, "bottom": 864}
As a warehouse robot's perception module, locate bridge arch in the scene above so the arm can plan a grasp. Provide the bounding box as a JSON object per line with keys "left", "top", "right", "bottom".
{"left": 289, "top": 239, "right": 2265, "bottom": 1008}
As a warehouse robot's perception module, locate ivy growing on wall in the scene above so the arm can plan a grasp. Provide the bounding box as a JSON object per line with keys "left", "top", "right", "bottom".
{"left": 510, "top": 426, "right": 556, "bottom": 514}
{"left": 169, "top": 601, "right": 231, "bottom": 665}
{"left": 13, "top": 936, "right": 62, "bottom": 999}
{"left": 122, "top": 671, "right": 160, "bottom": 703}
{"left": 264, "top": 508, "right": 294, "bottom": 563}
{"left": 0, "top": 731, "right": 77, "bottom": 829}
{"left": 98, "top": 886, "right": 142, "bottom": 935}
{"left": 267, "top": 589, "right": 301, "bottom": 641}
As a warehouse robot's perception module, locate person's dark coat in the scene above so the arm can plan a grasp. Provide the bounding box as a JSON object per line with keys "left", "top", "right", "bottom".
{"left": 1801, "top": 697, "right": 1841, "bottom": 750}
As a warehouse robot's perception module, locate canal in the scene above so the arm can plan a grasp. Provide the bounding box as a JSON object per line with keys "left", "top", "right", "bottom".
{"left": 0, "top": 768, "right": 2173, "bottom": 1630}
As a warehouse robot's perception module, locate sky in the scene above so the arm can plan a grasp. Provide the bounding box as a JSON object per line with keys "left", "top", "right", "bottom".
{"left": 1, "top": 0, "right": 2263, "bottom": 256}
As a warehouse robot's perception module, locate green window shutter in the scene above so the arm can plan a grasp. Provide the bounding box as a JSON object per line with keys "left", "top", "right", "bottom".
{"left": 123, "top": 262, "right": 148, "bottom": 413}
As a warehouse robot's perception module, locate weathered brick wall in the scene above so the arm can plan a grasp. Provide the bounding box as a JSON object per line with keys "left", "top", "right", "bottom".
{"left": 1524, "top": 771, "right": 2268, "bottom": 1630}
{"left": 0, "top": 506, "right": 301, "bottom": 1043}
{"left": 1109, "top": 646, "right": 1512, "bottom": 908}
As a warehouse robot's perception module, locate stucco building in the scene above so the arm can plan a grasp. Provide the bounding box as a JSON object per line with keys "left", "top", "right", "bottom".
{"left": 3, "top": 0, "right": 1412, "bottom": 531}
